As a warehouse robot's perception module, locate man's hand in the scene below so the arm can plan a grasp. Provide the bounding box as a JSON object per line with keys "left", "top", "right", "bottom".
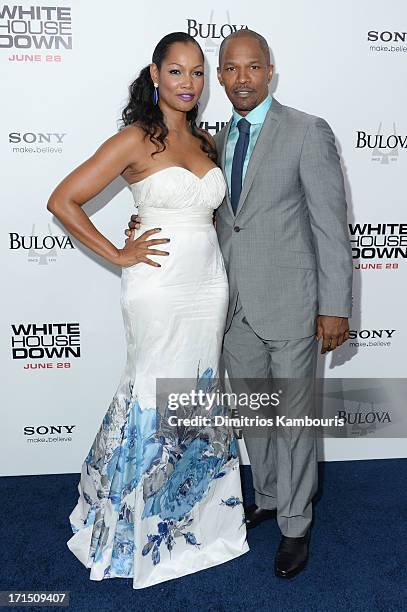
{"left": 316, "top": 315, "right": 350, "bottom": 354}
{"left": 125, "top": 214, "right": 141, "bottom": 237}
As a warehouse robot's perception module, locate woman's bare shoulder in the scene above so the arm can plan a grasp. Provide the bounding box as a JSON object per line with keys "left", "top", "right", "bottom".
{"left": 91, "top": 123, "right": 147, "bottom": 167}
{"left": 115, "top": 123, "right": 146, "bottom": 146}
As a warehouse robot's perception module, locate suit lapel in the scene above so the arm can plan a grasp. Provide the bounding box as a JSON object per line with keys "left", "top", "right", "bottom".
{"left": 218, "top": 118, "right": 234, "bottom": 217}
{"left": 235, "top": 98, "right": 283, "bottom": 217}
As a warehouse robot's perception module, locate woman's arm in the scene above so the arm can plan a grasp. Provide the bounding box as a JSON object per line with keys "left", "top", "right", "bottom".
{"left": 47, "top": 126, "right": 151, "bottom": 265}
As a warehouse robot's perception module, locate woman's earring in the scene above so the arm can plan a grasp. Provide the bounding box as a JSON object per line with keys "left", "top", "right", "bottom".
{"left": 153, "top": 82, "right": 159, "bottom": 105}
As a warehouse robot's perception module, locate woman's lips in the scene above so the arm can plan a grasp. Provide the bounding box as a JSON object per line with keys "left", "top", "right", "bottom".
{"left": 177, "top": 94, "right": 195, "bottom": 101}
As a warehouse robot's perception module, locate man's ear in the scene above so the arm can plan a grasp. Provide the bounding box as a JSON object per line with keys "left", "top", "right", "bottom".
{"left": 267, "top": 63, "right": 274, "bottom": 83}
{"left": 217, "top": 66, "right": 224, "bottom": 86}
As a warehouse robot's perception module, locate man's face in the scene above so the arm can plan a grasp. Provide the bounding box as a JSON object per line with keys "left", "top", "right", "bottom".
{"left": 217, "top": 36, "right": 273, "bottom": 115}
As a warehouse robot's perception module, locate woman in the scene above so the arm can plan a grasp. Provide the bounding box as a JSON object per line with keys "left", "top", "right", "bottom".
{"left": 47, "top": 32, "right": 248, "bottom": 589}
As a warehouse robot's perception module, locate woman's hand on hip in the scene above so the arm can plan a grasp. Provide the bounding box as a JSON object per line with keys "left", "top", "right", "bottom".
{"left": 117, "top": 227, "right": 170, "bottom": 268}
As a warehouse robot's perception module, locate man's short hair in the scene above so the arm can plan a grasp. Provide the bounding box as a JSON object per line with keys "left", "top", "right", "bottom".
{"left": 218, "top": 29, "right": 271, "bottom": 65}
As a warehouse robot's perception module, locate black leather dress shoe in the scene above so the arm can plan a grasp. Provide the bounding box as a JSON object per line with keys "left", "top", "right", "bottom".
{"left": 244, "top": 504, "right": 276, "bottom": 529}
{"left": 274, "top": 532, "right": 309, "bottom": 578}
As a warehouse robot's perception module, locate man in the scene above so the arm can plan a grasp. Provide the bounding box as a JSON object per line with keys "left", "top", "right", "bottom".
{"left": 128, "top": 29, "right": 353, "bottom": 579}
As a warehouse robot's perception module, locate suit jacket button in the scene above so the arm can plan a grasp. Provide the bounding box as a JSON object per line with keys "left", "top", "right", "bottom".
{"left": 234, "top": 226, "right": 240, "bottom": 232}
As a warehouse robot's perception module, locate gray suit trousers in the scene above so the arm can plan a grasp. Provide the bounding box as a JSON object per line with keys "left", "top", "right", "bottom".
{"left": 222, "top": 294, "right": 318, "bottom": 537}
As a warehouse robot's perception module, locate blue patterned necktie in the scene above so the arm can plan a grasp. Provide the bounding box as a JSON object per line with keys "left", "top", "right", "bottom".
{"left": 231, "top": 117, "right": 251, "bottom": 215}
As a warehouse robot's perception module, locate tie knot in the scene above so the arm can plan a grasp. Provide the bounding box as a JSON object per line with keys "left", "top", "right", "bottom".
{"left": 237, "top": 117, "right": 250, "bottom": 134}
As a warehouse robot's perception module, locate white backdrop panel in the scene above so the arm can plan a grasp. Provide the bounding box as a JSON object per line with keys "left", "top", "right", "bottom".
{"left": 1, "top": 0, "right": 406, "bottom": 475}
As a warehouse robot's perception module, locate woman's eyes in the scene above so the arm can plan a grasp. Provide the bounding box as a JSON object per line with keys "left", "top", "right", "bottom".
{"left": 168, "top": 69, "right": 204, "bottom": 76}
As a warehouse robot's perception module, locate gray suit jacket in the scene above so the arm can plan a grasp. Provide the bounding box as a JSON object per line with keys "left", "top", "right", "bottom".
{"left": 214, "top": 97, "right": 353, "bottom": 341}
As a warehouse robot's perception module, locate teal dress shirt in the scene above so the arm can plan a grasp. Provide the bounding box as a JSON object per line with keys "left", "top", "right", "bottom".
{"left": 225, "top": 94, "right": 273, "bottom": 196}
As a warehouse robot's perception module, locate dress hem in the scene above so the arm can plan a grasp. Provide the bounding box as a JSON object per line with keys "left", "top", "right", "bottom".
{"left": 70, "top": 540, "right": 250, "bottom": 590}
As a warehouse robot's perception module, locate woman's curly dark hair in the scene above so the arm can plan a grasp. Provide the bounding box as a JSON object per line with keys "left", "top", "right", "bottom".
{"left": 120, "top": 32, "right": 216, "bottom": 162}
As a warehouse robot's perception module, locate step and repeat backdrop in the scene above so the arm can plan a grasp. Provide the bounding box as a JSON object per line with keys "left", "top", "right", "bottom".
{"left": 1, "top": 1, "right": 406, "bottom": 475}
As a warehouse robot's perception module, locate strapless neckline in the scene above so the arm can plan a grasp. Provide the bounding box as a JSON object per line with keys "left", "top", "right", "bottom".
{"left": 130, "top": 165, "right": 222, "bottom": 187}
{"left": 129, "top": 164, "right": 226, "bottom": 213}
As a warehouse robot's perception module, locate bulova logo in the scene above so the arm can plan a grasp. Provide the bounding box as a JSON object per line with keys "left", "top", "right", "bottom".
{"left": 187, "top": 10, "right": 248, "bottom": 54}
{"left": 9, "top": 224, "right": 75, "bottom": 264}
{"left": 337, "top": 404, "right": 391, "bottom": 437}
{"left": 356, "top": 123, "right": 405, "bottom": 164}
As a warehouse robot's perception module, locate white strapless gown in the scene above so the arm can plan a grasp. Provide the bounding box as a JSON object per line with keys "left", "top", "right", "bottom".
{"left": 67, "top": 166, "right": 249, "bottom": 589}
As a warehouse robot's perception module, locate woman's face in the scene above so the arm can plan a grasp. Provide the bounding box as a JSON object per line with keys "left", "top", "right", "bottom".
{"left": 151, "top": 42, "right": 205, "bottom": 113}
